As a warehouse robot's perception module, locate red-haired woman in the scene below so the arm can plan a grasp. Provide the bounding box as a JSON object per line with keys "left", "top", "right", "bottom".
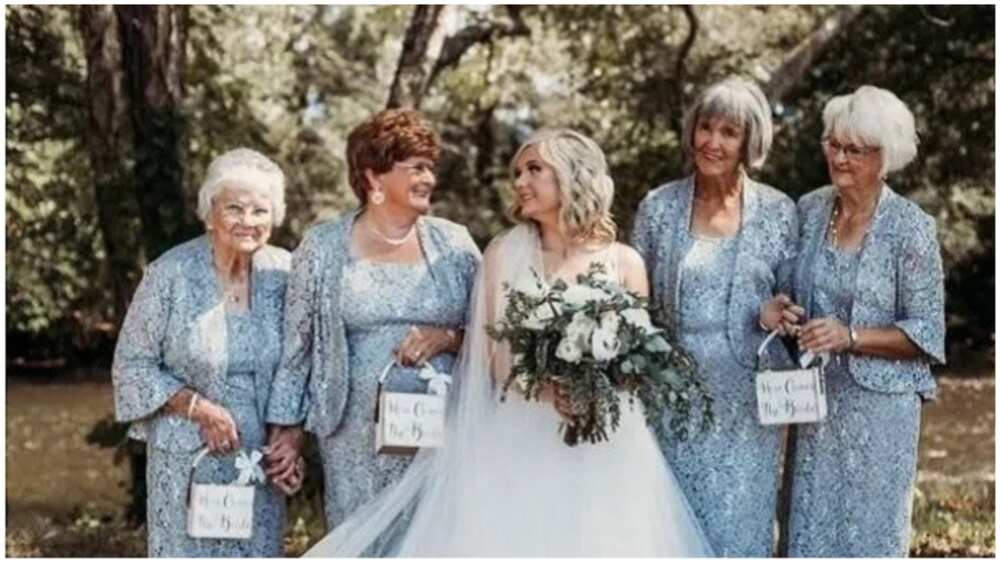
{"left": 263, "top": 109, "right": 481, "bottom": 551}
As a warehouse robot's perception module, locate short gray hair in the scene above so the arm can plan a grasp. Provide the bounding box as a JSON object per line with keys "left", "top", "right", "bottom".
{"left": 682, "top": 76, "right": 774, "bottom": 170}
{"left": 197, "top": 148, "right": 287, "bottom": 226}
{"left": 822, "top": 85, "right": 918, "bottom": 177}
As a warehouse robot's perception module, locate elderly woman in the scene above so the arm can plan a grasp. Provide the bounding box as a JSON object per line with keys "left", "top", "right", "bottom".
{"left": 762, "top": 85, "right": 945, "bottom": 556}
{"left": 264, "top": 109, "right": 481, "bottom": 552}
{"left": 111, "top": 148, "right": 291, "bottom": 557}
{"left": 631, "top": 76, "right": 798, "bottom": 556}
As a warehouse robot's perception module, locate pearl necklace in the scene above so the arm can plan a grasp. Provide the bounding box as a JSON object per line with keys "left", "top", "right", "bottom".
{"left": 829, "top": 196, "right": 877, "bottom": 248}
{"left": 364, "top": 217, "right": 416, "bottom": 246}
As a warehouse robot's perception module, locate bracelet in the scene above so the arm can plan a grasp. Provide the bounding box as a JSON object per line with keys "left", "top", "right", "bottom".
{"left": 187, "top": 393, "right": 200, "bottom": 421}
{"left": 848, "top": 326, "right": 859, "bottom": 351}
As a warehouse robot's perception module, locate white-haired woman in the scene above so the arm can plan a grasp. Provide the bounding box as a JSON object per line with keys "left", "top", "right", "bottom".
{"left": 763, "top": 85, "right": 945, "bottom": 556}
{"left": 111, "top": 148, "right": 293, "bottom": 556}
{"left": 631, "top": 76, "right": 798, "bottom": 556}
{"left": 302, "top": 129, "right": 713, "bottom": 557}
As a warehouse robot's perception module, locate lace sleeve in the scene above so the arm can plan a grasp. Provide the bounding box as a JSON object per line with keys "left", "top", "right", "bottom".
{"left": 111, "top": 262, "right": 186, "bottom": 423}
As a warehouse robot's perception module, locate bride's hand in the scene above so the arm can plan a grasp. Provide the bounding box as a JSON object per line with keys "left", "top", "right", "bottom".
{"left": 540, "top": 382, "right": 580, "bottom": 424}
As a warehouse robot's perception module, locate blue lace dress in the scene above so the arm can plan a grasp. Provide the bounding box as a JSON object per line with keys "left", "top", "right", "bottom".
{"left": 787, "top": 244, "right": 922, "bottom": 556}
{"left": 659, "top": 231, "right": 784, "bottom": 556}
{"left": 146, "top": 312, "right": 285, "bottom": 557}
{"left": 317, "top": 254, "right": 466, "bottom": 552}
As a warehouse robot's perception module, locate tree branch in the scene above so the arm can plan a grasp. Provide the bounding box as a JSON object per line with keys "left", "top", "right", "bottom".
{"left": 763, "top": 6, "right": 865, "bottom": 103}
{"left": 426, "top": 6, "right": 530, "bottom": 90}
{"left": 386, "top": 5, "right": 444, "bottom": 109}
{"left": 671, "top": 5, "right": 699, "bottom": 139}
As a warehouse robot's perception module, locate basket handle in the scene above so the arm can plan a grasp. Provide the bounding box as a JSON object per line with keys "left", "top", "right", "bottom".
{"left": 374, "top": 359, "right": 400, "bottom": 423}
{"left": 186, "top": 446, "right": 214, "bottom": 506}
{"left": 185, "top": 447, "right": 261, "bottom": 505}
{"left": 756, "top": 328, "right": 830, "bottom": 371}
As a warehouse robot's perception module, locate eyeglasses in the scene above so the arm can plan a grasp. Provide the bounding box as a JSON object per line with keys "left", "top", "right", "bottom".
{"left": 822, "top": 138, "right": 880, "bottom": 161}
{"left": 394, "top": 160, "right": 437, "bottom": 177}
{"left": 217, "top": 201, "right": 272, "bottom": 222}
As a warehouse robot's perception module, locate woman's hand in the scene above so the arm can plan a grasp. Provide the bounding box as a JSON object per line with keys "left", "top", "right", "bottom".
{"left": 271, "top": 457, "right": 306, "bottom": 496}
{"left": 192, "top": 398, "right": 240, "bottom": 454}
{"left": 760, "top": 294, "right": 805, "bottom": 336}
{"left": 394, "top": 326, "right": 460, "bottom": 367}
{"left": 264, "top": 425, "right": 305, "bottom": 484}
{"left": 798, "top": 316, "right": 852, "bottom": 354}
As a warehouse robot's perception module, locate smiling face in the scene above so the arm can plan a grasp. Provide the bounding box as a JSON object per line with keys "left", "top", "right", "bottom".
{"left": 512, "top": 144, "right": 561, "bottom": 225}
{"left": 209, "top": 184, "right": 274, "bottom": 254}
{"left": 823, "top": 135, "right": 883, "bottom": 195}
{"left": 367, "top": 156, "right": 437, "bottom": 213}
{"left": 692, "top": 115, "right": 745, "bottom": 179}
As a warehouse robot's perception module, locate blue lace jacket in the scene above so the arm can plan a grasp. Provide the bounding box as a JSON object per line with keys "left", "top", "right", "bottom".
{"left": 631, "top": 174, "right": 799, "bottom": 370}
{"left": 793, "top": 184, "right": 945, "bottom": 395}
{"left": 111, "top": 236, "right": 291, "bottom": 451}
{"left": 265, "top": 210, "right": 481, "bottom": 437}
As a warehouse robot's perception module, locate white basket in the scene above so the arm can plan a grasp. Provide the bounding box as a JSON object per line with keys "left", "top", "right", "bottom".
{"left": 186, "top": 448, "right": 255, "bottom": 539}
{"left": 374, "top": 360, "right": 448, "bottom": 455}
{"left": 754, "top": 330, "right": 828, "bottom": 426}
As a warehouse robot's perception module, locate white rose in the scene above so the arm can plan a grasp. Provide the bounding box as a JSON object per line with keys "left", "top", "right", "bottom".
{"left": 555, "top": 336, "right": 584, "bottom": 363}
{"left": 644, "top": 335, "right": 673, "bottom": 354}
{"left": 565, "top": 311, "right": 599, "bottom": 343}
{"left": 599, "top": 310, "right": 621, "bottom": 334}
{"left": 522, "top": 301, "right": 561, "bottom": 330}
{"left": 621, "top": 307, "right": 659, "bottom": 335}
{"left": 561, "top": 284, "right": 609, "bottom": 309}
{"left": 591, "top": 326, "right": 622, "bottom": 362}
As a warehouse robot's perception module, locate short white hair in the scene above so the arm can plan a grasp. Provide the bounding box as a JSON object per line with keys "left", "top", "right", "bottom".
{"left": 197, "top": 148, "right": 287, "bottom": 226}
{"left": 682, "top": 76, "right": 774, "bottom": 169}
{"left": 822, "top": 85, "right": 918, "bottom": 177}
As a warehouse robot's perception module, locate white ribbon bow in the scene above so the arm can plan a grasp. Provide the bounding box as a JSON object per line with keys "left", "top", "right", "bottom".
{"left": 798, "top": 349, "right": 831, "bottom": 369}
{"left": 418, "top": 364, "right": 452, "bottom": 396}
{"left": 234, "top": 449, "right": 266, "bottom": 486}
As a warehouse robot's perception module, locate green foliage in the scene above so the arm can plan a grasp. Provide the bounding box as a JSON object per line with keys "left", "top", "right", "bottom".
{"left": 5, "top": 4, "right": 994, "bottom": 358}
{"left": 6, "top": 6, "right": 111, "bottom": 354}
{"left": 486, "top": 263, "right": 713, "bottom": 446}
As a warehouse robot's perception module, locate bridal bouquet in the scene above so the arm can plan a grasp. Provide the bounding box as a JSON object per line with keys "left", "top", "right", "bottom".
{"left": 487, "top": 263, "right": 714, "bottom": 446}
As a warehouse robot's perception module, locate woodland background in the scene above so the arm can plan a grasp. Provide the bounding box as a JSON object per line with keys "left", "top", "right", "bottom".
{"left": 5, "top": 4, "right": 995, "bottom": 556}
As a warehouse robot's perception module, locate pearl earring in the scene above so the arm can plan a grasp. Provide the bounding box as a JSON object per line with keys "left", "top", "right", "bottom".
{"left": 370, "top": 190, "right": 385, "bottom": 206}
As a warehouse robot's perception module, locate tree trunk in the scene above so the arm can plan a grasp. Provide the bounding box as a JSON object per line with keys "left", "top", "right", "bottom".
{"left": 116, "top": 5, "right": 198, "bottom": 260}
{"left": 386, "top": 6, "right": 444, "bottom": 109}
{"left": 77, "top": 6, "right": 144, "bottom": 326}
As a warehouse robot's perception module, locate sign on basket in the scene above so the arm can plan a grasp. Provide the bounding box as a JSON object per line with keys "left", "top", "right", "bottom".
{"left": 186, "top": 448, "right": 264, "bottom": 539}
{"left": 754, "top": 330, "right": 828, "bottom": 426}
{"left": 374, "top": 360, "right": 450, "bottom": 455}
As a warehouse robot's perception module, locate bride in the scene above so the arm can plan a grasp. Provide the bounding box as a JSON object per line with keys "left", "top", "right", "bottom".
{"left": 305, "top": 129, "right": 713, "bottom": 557}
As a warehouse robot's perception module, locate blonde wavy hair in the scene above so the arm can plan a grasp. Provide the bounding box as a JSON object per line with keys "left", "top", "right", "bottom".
{"left": 508, "top": 128, "right": 617, "bottom": 244}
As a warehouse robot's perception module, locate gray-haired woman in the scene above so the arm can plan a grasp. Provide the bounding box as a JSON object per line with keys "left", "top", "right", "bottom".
{"left": 631, "top": 76, "right": 798, "bottom": 556}
{"left": 111, "top": 148, "right": 291, "bottom": 556}
{"left": 762, "top": 85, "right": 945, "bottom": 556}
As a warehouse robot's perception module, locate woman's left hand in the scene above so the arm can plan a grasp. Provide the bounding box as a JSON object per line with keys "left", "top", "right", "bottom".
{"left": 394, "top": 326, "right": 457, "bottom": 366}
{"left": 797, "top": 316, "right": 852, "bottom": 353}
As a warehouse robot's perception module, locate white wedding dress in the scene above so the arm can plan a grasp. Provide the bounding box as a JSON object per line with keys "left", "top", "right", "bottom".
{"left": 305, "top": 224, "right": 713, "bottom": 557}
